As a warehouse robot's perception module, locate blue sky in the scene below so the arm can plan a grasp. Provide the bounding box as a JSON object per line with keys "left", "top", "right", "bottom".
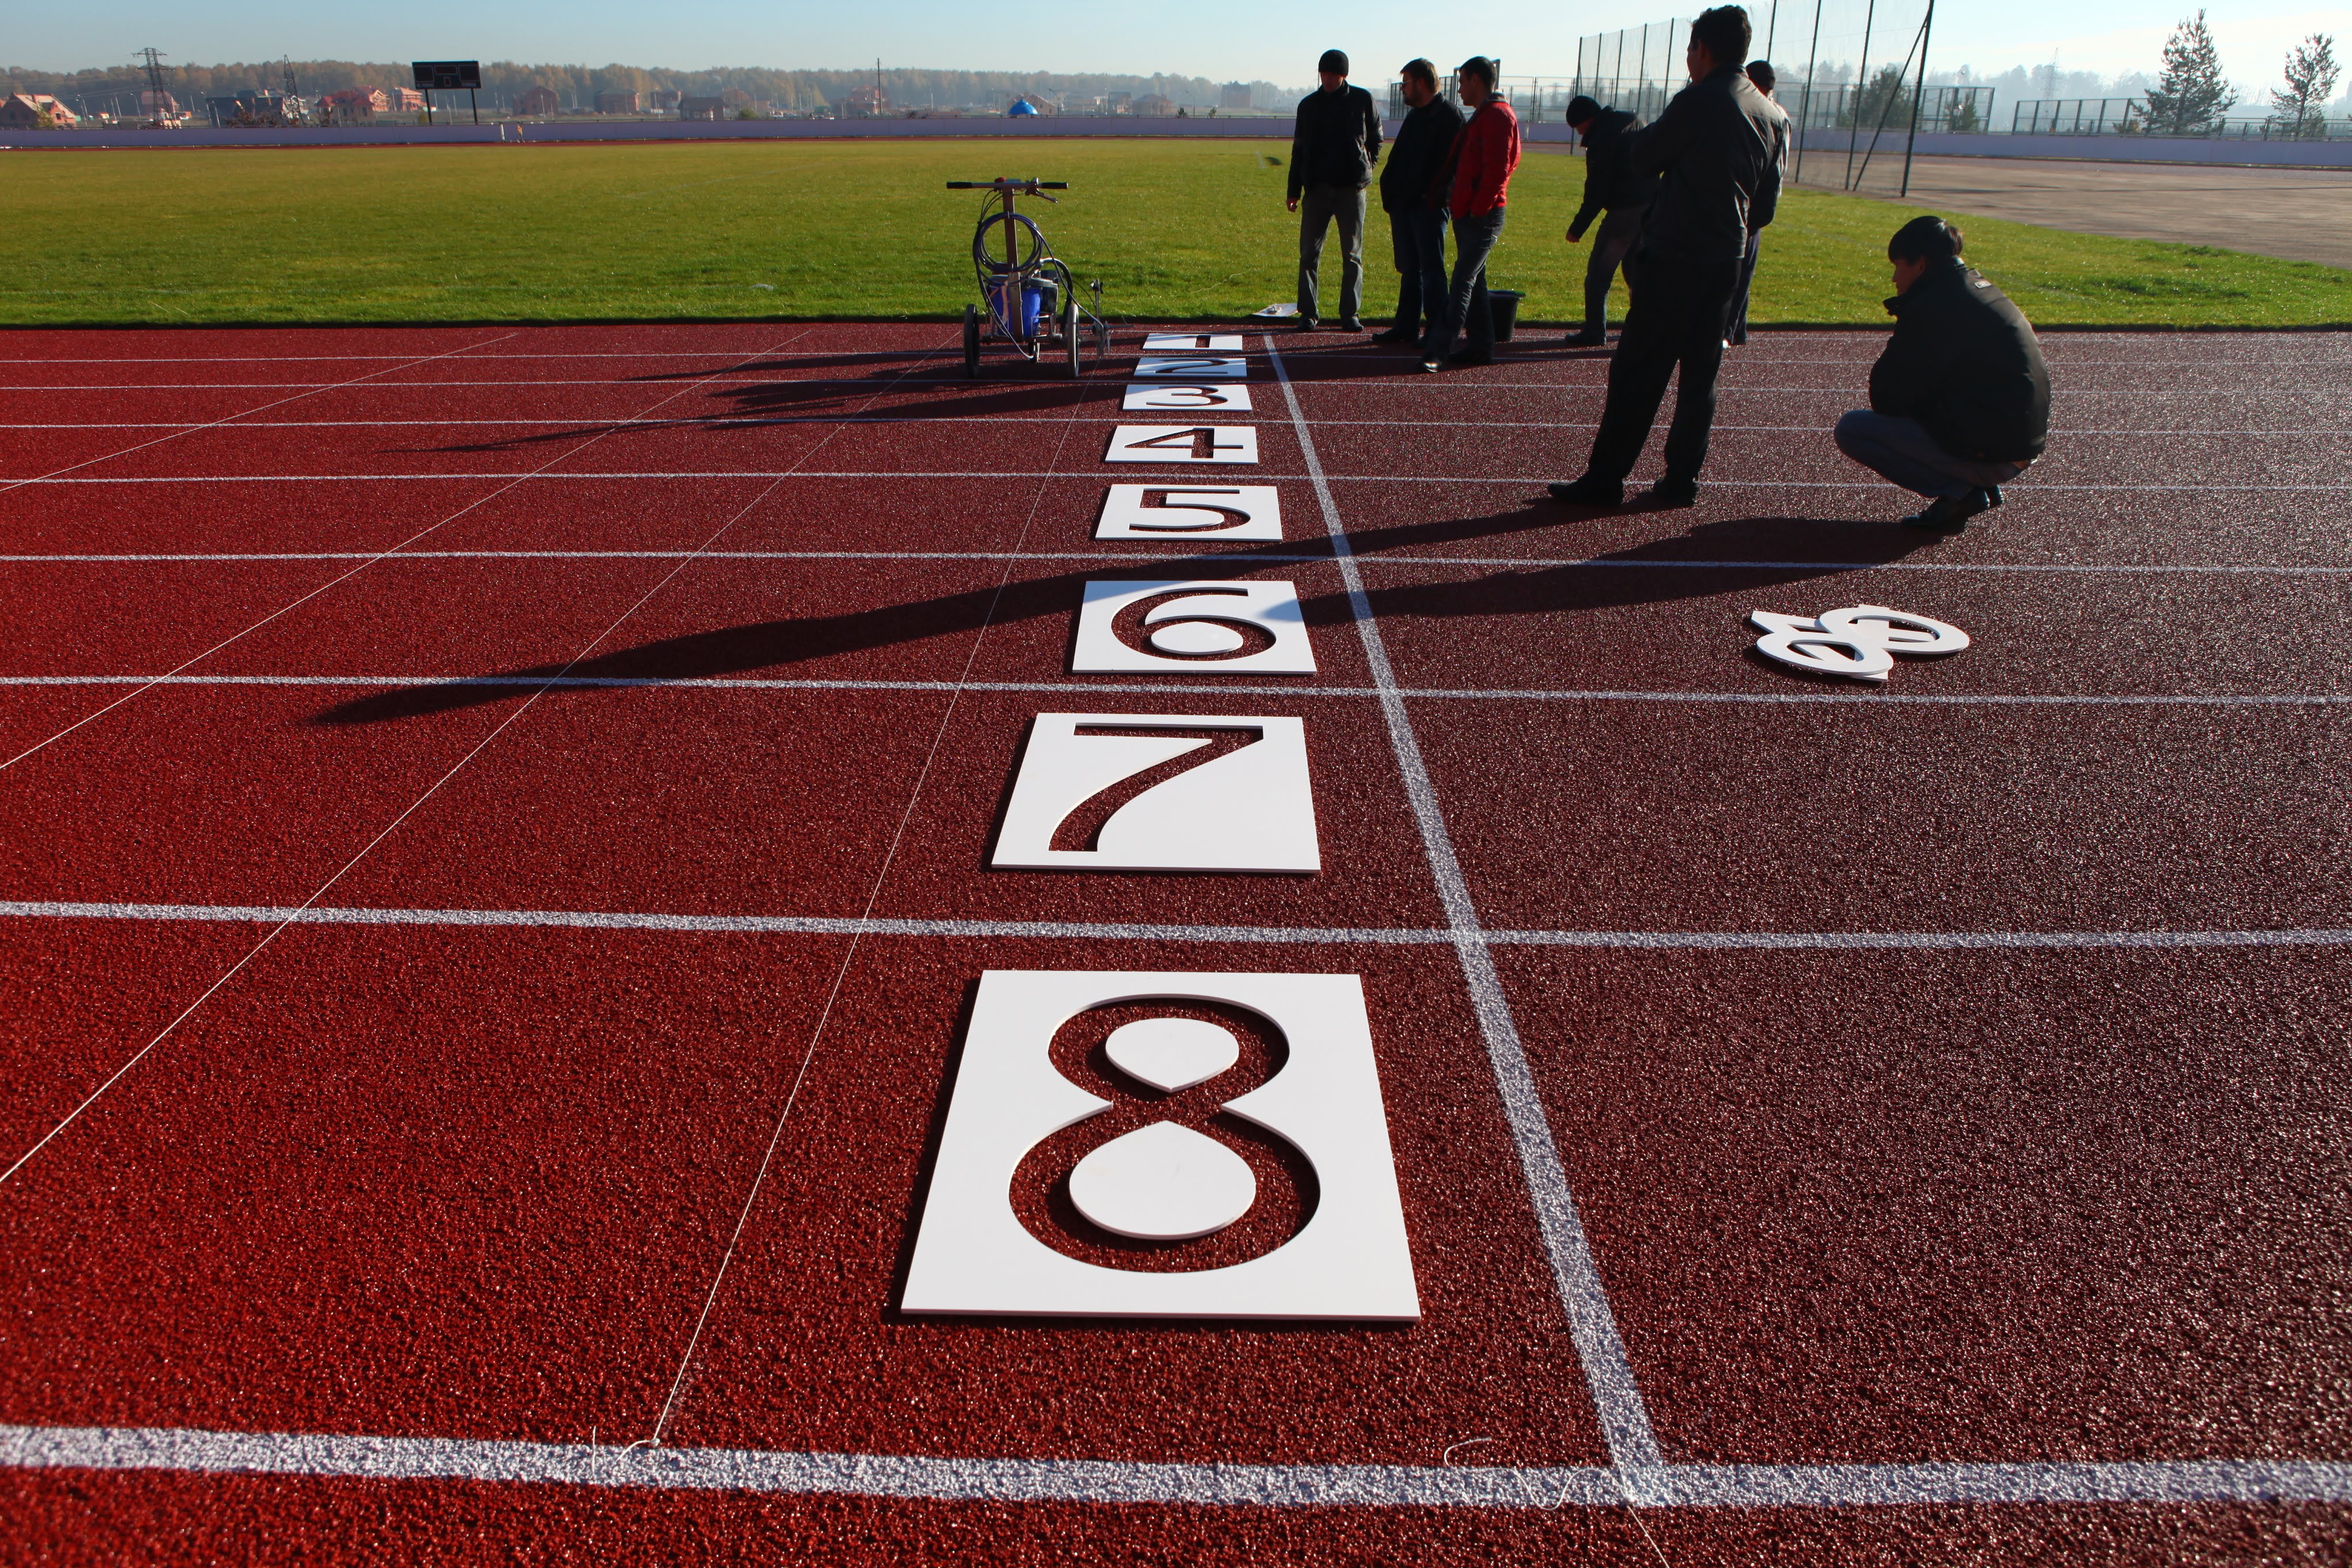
{"left": 14, "top": 1, "right": 2339, "bottom": 95}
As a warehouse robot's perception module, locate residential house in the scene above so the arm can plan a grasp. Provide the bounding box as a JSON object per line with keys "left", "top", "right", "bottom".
{"left": 0, "top": 93, "right": 78, "bottom": 129}
{"left": 514, "top": 85, "right": 560, "bottom": 116}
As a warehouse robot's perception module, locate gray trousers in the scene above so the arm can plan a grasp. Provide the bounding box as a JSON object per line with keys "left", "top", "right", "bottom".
{"left": 1834, "top": 409, "right": 2029, "bottom": 499}
{"left": 1297, "top": 183, "right": 1367, "bottom": 323}
{"left": 1582, "top": 207, "right": 1645, "bottom": 333}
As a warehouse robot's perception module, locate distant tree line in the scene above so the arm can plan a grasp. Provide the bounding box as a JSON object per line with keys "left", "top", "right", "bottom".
{"left": 1, "top": 59, "right": 1300, "bottom": 113}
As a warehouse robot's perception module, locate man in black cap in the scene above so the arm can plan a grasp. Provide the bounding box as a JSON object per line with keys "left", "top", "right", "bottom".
{"left": 1834, "top": 216, "right": 2049, "bottom": 532}
{"left": 1562, "top": 94, "right": 1657, "bottom": 347}
{"left": 1551, "top": 5, "right": 1789, "bottom": 507}
{"left": 1287, "top": 48, "right": 1382, "bottom": 331}
{"left": 1373, "top": 58, "right": 1461, "bottom": 346}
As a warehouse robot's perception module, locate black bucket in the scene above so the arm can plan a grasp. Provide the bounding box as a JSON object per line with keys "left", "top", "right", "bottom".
{"left": 1487, "top": 288, "right": 1524, "bottom": 342}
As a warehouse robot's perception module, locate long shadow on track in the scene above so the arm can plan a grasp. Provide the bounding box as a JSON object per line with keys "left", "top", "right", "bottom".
{"left": 313, "top": 508, "right": 1933, "bottom": 726}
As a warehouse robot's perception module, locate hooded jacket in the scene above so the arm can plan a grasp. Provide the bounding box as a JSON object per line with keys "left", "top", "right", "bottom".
{"left": 1870, "top": 256, "right": 2052, "bottom": 462}
{"left": 1289, "top": 83, "right": 1383, "bottom": 199}
{"left": 1567, "top": 107, "right": 1658, "bottom": 238}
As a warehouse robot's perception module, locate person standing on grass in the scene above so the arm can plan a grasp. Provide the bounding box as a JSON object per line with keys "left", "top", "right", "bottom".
{"left": 1562, "top": 94, "right": 1656, "bottom": 347}
{"left": 1373, "top": 59, "right": 1463, "bottom": 347}
{"left": 1724, "top": 59, "right": 1778, "bottom": 346}
{"left": 1420, "top": 57, "right": 1520, "bottom": 371}
{"left": 1551, "top": 5, "right": 1789, "bottom": 506}
{"left": 1287, "top": 49, "right": 1383, "bottom": 332}
{"left": 1833, "top": 216, "right": 2049, "bottom": 533}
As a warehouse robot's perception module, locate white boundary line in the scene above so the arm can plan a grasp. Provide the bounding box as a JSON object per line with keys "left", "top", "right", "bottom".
{"left": 7, "top": 899, "right": 2352, "bottom": 952}
{"left": 9, "top": 550, "right": 2352, "bottom": 577}
{"left": 1269, "top": 336, "right": 1666, "bottom": 1485}
{"left": 3, "top": 1423, "right": 2349, "bottom": 1510}
{"left": 10, "top": 470, "right": 2341, "bottom": 491}
{"left": 3, "top": 674, "right": 2348, "bottom": 707}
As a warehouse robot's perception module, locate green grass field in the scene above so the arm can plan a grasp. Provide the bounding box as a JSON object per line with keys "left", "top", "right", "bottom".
{"left": 4, "top": 137, "right": 2345, "bottom": 327}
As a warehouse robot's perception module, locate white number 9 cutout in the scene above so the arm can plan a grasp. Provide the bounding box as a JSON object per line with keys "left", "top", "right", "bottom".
{"left": 1749, "top": 604, "right": 1970, "bottom": 684}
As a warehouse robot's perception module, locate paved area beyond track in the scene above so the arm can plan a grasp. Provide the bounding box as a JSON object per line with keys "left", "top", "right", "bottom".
{"left": 1, "top": 322, "right": 2349, "bottom": 1563}
{"left": 1811, "top": 154, "right": 2352, "bottom": 267}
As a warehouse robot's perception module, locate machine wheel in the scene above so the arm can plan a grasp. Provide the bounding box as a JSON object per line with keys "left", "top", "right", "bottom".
{"left": 1062, "top": 299, "right": 1082, "bottom": 379}
{"left": 962, "top": 304, "right": 981, "bottom": 378}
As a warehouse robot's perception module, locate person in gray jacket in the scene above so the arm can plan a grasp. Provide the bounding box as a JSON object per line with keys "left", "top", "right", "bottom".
{"left": 1287, "top": 49, "right": 1384, "bottom": 331}
{"left": 1563, "top": 96, "right": 1657, "bottom": 346}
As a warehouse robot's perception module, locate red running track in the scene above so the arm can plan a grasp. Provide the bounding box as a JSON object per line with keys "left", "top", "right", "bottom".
{"left": 1, "top": 321, "right": 2349, "bottom": 1564}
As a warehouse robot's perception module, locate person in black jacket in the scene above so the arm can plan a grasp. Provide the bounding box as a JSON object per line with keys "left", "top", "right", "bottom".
{"left": 1552, "top": 5, "right": 1789, "bottom": 507}
{"left": 1287, "top": 49, "right": 1384, "bottom": 331}
{"left": 1835, "top": 216, "right": 2051, "bottom": 532}
{"left": 1373, "top": 59, "right": 1462, "bottom": 346}
{"left": 1724, "top": 59, "right": 1776, "bottom": 345}
{"left": 1562, "top": 96, "right": 1656, "bottom": 346}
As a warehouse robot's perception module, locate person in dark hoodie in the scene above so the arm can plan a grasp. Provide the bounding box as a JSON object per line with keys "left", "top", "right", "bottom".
{"left": 1834, "top": 216, "right": 2051, "bottom": 533}
{"left": 1562, "top": 95, "right": 1657, "bottom": 346}
{"left": 1373, "top": 58, "right": 1463, "bottom": 346}
{"left": 1287, "top": 48, "right": 1384, "bottom": 331}
{"left": 1551, "top": 5, "right": 1788, "bottom": 506}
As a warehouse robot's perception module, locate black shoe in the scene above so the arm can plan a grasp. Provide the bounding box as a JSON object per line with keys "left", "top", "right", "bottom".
{"left": 1370, "top": 326, "right": 1415, "bottom": 344}
{"left": 1645, "top": 474, "right": 1699, "bottom": 506}
{"left": 1563, "top": 329, "right": 1606, "bottom": 346}
{"left": 1294, "top": 316, "right": 1321, "bottom": 331}
{"left": 1447, "top": 349, "right": 1495, "bottom": 367}
{"left": 1548, "top": 474, "right": 1623, "bottom": 506}
{"left": 1901, "top": 488, "right": 1993, "bottom": 533}
{"left": 1340, "top": 315, "right": 1366, "bottom": 332}
{"left": 1418, "top": 357, "right": 1442, "bottom": 372}
{"left": 1985, "top": 484, "right": 2004, "bottom": 508}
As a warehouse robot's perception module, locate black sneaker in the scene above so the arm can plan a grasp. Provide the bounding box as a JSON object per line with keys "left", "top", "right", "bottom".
{"left": 1294, "top": 316, "right": 1321, "bottom": 331}
{"left": 1370, "top": 326, "right": 1415, "bottom": 344}
{"left": 1985, "top": 484, "right": 2004, "bottom": 508}
{"left": 1901, "top": 488, "right": 1994, "bottom": 533}
{"left": 1340, "top": 315, "right": 1366, "bottom": 332}
{"left": 1548, "top": 474, "right": 1623, "bottom": 506}
{"left": 1645, "top": 474, "right": 1699, "bottom": 506}
{"left": 1563, "top": 329, "right": 1607, "bottom": 346}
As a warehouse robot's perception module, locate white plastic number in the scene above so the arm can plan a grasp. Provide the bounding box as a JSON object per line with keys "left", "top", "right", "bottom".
{"left": 992, "top": 713, "right": 1320, "bottom": 873}
{"left": 1105, "top": 425, "right": 1258, "bottom": 465}
{"left": 1124, "top": 382, "right": 1254, "bottom": 411}
{"left": 1094, "top": 485, "right": 1281, "bottom": 541}
{"left": 1143, "top": 333, "right": 1245, "bottom": 351}
{"left": 1749, "top": 604, "right": 1970, "bottom": 684}
{"left": 1132, "top": 357, "right": 1249, "bottom": 382}
{"left": 1072, "top": 579, "right": 1316, "bottom": 674}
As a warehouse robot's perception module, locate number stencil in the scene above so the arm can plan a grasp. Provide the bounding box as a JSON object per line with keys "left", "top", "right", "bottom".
{"left": 1105, "top": 425, "right": 1259, "bottom": 465}
{"left": 1132, "top": 356, "right": 1249, "bottom": 382}
{"left": 1122, "top": 382, "right": 1255, "bottom": 412}
{"left": 992, "top": 714, "right": 1319, "bottom": 873}
{"left": 1142, "top": 333, "right": 1246, "bottom": 351}
{"left": 1072, "top": 579, "right": 1316, "bottom": 674}
{"left": 1094, "top": 484, "right": 1282, "bottom": 541}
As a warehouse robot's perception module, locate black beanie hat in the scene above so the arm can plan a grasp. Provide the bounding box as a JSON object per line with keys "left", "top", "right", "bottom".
{"left": 1319, "top": 48, "right": 1350, "bottom": 75}
{"left": 1566, "top": 94, "right": 1600, "bottom": 125}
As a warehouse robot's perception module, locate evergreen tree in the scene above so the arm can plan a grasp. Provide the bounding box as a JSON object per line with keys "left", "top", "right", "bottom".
{"left": 2268, "top": 34, "right": 2340, "bottom": 138}
{"left": 2143, "top": 12, "right": 2235, "bottom": 134}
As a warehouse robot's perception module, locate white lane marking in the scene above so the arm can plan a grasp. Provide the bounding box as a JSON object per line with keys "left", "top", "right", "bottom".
{"left": 9, "top": 472, "right": 2342, "bottom": 491}
{"left": 9, "top": 900, "right": 2352, "bottom": 951}
{"left": 10, "top": 551, "right": 2352, "bottom": 578}
{"left": 1268, "top": 335, "right": 1666, "bottom": 1480}
{"left": 2, "top": 1423, "right": 2346, "bottom": 1509}
{"left": 5, "top": 676, "right": 2349, "bottom": 707}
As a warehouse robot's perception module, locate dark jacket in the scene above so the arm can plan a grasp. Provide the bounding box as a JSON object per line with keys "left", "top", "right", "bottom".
{"left": 1870, "top": 257, "right": 2052, "bottom": 462}
{"left": 1626, "top": 64, "right": 1788, "bottom": 262}
{"left": 1379, "top": 95, "right": 1463, "bottom": 213}
{"left": 1568, "top": 107, "right": 1657, "bottom": 237}
{"left": 1289, "top": 83, "right": 1382, "bottom": 200}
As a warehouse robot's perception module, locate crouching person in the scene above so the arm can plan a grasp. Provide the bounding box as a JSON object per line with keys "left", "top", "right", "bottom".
{"left": 1835, "top": 216, "right": 2049, "bottom": 533}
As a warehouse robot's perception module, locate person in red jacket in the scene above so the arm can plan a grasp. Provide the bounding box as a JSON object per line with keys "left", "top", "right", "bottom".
{"left": 1419, "top": 56, "right": 1520, "bottom": 371}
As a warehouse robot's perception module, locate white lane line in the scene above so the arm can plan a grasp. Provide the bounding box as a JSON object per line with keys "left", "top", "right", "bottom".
{"left": 5, "top": 675, "right": 2350, "bottom": 707}
{"left": 9, "top": 900, "right": 2352, "bottom": 952}
{"left": 0, "top": 335, "right": 822, "bottom": 775}
{"left": 12, "top": 551, "right": 2352, "bottom": 578}
{"left": 1269, "top": 334, "right": 1666, "bottom": 1483}
{"left": 4, "top": 1423, "right": 2346, "bottom": 1510}
{"left": 12, "top": 472, "right": 2342, "bottom": 492}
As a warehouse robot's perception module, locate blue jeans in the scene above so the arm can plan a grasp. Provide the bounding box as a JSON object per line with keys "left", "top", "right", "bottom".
{"left": 1425, "top": 207, "right": 1506, "bottom": 361}
{"left": 1389, "top": 206, "right": 1449, "bottom": 337}
{"left": 1834, "top": 409, "right": 2029, "bottom": 499}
